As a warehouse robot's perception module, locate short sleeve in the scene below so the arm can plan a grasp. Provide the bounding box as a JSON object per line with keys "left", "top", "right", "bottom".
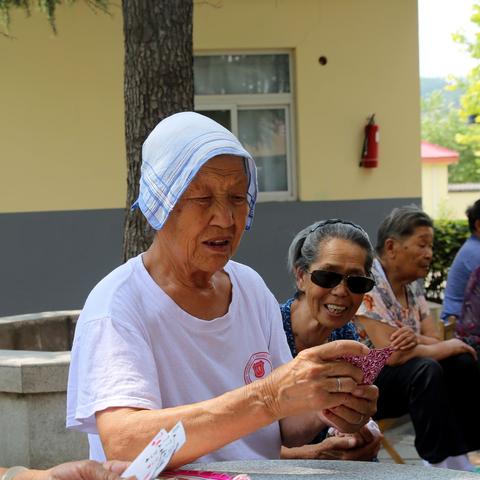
{"left": 356, "top": 290, "right": 389, "bottom": 323}
{"left": 66, "top": 315, "right": 162, "bottom": 434}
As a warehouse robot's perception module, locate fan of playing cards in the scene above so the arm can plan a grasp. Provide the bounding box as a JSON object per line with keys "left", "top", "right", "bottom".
{"left": 340, "top": 345, "right": 395, "bottom": 385}
{"left": 122, "top": 422, "right": 186, "bottom": 480}
{"left": 121, "top": 422, "right": 252, "bottom": 480}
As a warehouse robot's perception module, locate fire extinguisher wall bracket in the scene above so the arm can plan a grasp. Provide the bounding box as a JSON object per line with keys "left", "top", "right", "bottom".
{"left": 360, "top": 114, "right": 379, "bottom": 168}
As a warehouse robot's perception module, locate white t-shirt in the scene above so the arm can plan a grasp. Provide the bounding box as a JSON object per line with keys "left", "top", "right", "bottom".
{"left": 66, "top": 254, "right": 292, "bottom": 462}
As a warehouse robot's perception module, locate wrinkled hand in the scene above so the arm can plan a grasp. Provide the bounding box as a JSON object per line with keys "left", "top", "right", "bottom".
{"left": 324, "top": 420, "right": 382, "bottom": 460}
{"left": 319, "top": 383, "right": 379, "bottom": 433}
{"left": 390, "top": 326, "right": 417, "bottom": 351}
{"left": 46, "top": 460, "right": 132, "bottom": 480}
{"left": 260, "top": 340, "right": 370, "bottom": 420}
{"left": 444, "top": 338, "right": 478, "bottom": 360}
{"left": 282, "top": 421, "right": 382, "bottom": 461}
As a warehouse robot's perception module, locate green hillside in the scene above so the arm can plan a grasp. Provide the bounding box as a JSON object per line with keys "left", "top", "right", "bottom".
{"left": 420, "top": 77, "right": 464, "bottom": 106}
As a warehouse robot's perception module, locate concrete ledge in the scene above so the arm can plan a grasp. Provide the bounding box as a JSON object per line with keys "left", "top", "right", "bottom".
{"left": 0, "top": 310, "right": 81, "bottom": 324}
{"left": 0, "top": 311, "right": 88, "bottom": 467}
{"left": 0, "top": 350, "right": 70, "bottom": 393}
{"left": 0, "top": 310, "right": 80, "bottom": 351}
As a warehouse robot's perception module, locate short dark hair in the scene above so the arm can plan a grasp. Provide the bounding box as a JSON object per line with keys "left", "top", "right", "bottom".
{"left": 287, "top": 219, "right": 375, "bottom": 284}
{"left": 466, "top": 199, "right": 480, "bottom": 233}
{"left": 376, "top": 205, "right": 433, "bottom": 255}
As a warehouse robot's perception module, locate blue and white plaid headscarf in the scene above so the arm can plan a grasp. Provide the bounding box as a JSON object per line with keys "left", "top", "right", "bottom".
{"left": 132, "top": 112, "right": 258, "bottom": 231}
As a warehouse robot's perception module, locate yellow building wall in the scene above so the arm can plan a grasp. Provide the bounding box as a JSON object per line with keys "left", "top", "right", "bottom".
{"left": 421, "top": 163, "right": 449, "bottom": 218}
{"left": 0, "top": 3, "right": 125, "bottom": 213}
{"left": 445, "top": 190, "right": 480, "bottom": 219}
{"left": 1, "top": 0, "right": 420, "bottom": 213}
{"left": 421, "top": 164, "right": 480, "bottom": 219}
{"left": 195, "top": 0, "right": 421, "bottom": 201}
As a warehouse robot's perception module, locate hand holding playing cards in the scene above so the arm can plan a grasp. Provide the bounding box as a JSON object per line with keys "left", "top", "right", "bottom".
{"left": 319, "top": 382, "right": 378, "bottom": 433}
{"left": 390, "top": 324, "right": 418, "bottom": 351}
{"left": 318, "top": 345, "right": 394, "bottom": 433}
{"left": 323, "top": 420, "right": 382, "bottom": 461}
{"left": 261, "top": 340, "right": 373, "bottom": 419}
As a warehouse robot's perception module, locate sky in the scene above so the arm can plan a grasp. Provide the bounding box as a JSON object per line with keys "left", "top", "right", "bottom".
{"left": 418, "top": 0, "right": 477, "bottom": 78}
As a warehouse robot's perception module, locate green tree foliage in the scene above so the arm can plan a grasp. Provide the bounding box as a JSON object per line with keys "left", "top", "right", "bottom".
{"left": 0, "top": 0, "right": 109, "bottom": 34}
{"left": 425, "top": 219, "right": 470, "bottom": 302}
{"left": 421, "top": 90, "right": 480, "bottom": 183}
{"left": 446, "top": 1, "right": 480, "bottom": 181}
{"left": 452, "top": 2, "right": 480, "bottom": 120}
{"left": 421, "top": 1, "right": 480, "bottom": 184}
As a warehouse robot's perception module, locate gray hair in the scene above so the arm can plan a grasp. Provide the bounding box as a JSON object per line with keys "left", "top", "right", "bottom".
{"left": 376, "top": 205, "right": 433, "bottom": 255}
{"left": 287, "top": 219, "right": 375, "bottom": 281}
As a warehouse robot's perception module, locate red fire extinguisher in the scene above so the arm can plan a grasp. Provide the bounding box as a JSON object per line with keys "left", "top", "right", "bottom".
{"left": 360, "top": 114, "right": 379, "bottom": 168}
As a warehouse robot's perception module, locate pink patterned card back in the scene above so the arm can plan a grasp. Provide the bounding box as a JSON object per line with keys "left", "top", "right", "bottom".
{"left": 341, "top": 346, "right": 394, "bottom": 384}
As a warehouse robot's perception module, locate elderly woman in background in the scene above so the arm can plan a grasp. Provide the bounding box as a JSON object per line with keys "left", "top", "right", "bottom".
{"left": 441, "top": 199, "right": 480, "bottom": 323}
{"left": 355, "top": 205, "right": 480, "bottom": 472}
{"left": 455, "top": 265, "right": 480, "bottom": 365}
{"left": 66, "top": 112, "right": 378, "bottom": 468}
{"left": 279, "top": 219, "right": 382, "bottom": 461}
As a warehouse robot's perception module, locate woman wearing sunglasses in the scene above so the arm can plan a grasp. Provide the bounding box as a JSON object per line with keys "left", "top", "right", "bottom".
{"left": 355, "top": 205, "right": 480, "bottom": 472}
{"left": 280, "top": 219, "right": 383, "bottom": 461}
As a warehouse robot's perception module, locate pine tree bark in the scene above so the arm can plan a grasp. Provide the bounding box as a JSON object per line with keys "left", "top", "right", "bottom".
{"left": 122, "top": 0, "right": 194, "bottom": 261}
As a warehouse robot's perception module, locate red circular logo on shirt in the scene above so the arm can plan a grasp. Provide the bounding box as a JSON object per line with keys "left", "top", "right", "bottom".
{"left": 244, "top": 352, "right": 273, "bottom": 384}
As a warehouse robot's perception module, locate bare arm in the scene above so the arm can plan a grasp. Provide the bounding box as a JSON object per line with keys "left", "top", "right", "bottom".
{"left": 279, "top": 412, "right": 328, "bottom": 447}
{"left": 1, "top": 461, "right": 130, "bottom": 480}
{"left": 97, "top": 341, "right": 374, "bottom": 468}
{"left": 356, "top": 315, "right": 477, "bottom": 366}
{"left": 97, "top": 382, "right": 276, "bottom": 468}
{"left": 418, "top": 315, "right": 442, "bottom": 344}
{"left": 0, "top": 468, "right": 43, "bottom": 480}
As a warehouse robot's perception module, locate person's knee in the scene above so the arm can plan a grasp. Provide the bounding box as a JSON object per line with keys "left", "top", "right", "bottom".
{"left": 448, "top": 352, "right": 476, "bottom": 369}
{"left": 442, "top": 352, "right": 480, "bottom": 378}
{"left": 409, "top": 357, "right": 442, "bottom": 385}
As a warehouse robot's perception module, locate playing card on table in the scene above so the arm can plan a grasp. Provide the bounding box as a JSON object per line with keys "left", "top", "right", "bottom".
{"left": 122, "top": 421, "right": 186, "bottom": 480}
{"left": 341, "top": 346, "right": 394, "bottom": 384}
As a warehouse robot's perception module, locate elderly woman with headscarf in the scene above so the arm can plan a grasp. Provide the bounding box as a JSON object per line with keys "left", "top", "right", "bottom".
{"left": 66, "top": 112, "right": 378, "bottom": 468}
{"left": 355, "top": 205, "right": 480, "bottom": 472}
{"left": 279, "top": 219, "right": 383, "bottom": 461}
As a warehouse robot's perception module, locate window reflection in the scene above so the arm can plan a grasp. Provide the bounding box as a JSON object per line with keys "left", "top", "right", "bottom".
{"left": 194, "top": 54, "right": 290, "bottom": 95}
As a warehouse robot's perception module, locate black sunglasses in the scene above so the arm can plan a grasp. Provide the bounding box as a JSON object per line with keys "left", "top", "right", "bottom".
{"left": 309, "top": 270, "right": 375, "bottom": 294}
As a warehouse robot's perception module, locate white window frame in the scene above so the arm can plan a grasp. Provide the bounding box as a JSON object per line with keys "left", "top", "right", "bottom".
{"left": 194, "top": 50, "right": 297, "bottom": 202}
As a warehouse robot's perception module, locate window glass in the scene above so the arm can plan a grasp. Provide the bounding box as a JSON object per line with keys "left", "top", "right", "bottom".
{"left": 195, "top": 52, "right": 294, "bottom": 198}
{"left": 194, "top": 54, "right": 290, "bottom": 95}
{"left": 238, "top": 109, "right": 288, "bottom": 192}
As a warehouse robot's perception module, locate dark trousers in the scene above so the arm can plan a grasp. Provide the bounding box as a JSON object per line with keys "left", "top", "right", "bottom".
{"left": 373, "top": 353, "right": 480, "bottom": 463}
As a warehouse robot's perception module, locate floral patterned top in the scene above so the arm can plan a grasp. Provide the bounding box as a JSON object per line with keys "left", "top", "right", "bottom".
{"left": 280, "top": 297, "right": 359, "bottom": 357}
{"left": 355, "top": 258, "right": 430, "bottom": 349}
{"left": 456, "top": 266, "right": 480, "bottom": 348}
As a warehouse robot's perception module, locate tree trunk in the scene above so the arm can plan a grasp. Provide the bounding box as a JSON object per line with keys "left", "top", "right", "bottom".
{"left": 122, "top": 0, "right": 194, "bottom": 261}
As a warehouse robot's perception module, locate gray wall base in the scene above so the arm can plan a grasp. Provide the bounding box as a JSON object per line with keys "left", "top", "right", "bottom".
{"left": 0, "top": 198, "right": 420, "bottom": 315}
